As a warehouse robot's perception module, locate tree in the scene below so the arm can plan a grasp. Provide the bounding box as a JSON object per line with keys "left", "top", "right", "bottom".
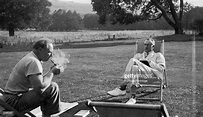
{"left": 48, "top": 9, "right": 83, "bottom": 31}
{"left": 183, "top": 7, "right": 203, "bottom": 32}
{"left": 30, "top": 8, "right": 52, "bottom": 31}
{"left": 91, "top": 0, "right": 192, "bottom": 34}
{"left": 71, "top": 11, "right": 84, "bottom": 30}
{"left": 49, "top": 9, "right": 67, "bottom": 31}
{"left": 191, "top": 19, "right": 203, "bottom": 35}
{"left": 83, "top": 14, "right": 101, "bottom": 29}
{"left": 0, "top": 0, "right": 51, "bottom": 36}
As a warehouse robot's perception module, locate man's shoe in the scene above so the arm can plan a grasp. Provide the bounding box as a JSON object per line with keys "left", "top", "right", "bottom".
{"left": 107, "top": 88, "right": 126, "bottom": 96}
{"left": 126, "top": 98, "right": 136, "bottom": 104}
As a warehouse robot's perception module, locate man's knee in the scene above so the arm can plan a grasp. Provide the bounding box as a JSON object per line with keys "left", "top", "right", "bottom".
{"left": 49, "top": 82, "right": 59, "bottom": 92}
{"left": 131, "top": 65, "right": 140, "bottom": 73}
{"left": 44, "top": 82, "right": 60, "bottom": 95}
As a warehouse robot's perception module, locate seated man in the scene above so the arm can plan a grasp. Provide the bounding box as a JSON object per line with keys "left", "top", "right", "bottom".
{"left": 107, "top": 38, "right": 165, "bottom": 104}
{"left": 3, "top": 39, "right": 73, "bottom": 117}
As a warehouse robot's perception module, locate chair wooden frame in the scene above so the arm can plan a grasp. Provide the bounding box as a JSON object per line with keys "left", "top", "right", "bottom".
{"left": 132, "top": 40, "right": 167, "bottom": 102}
{"left": 87, "top": 100, "right": 170, "bottom": 117}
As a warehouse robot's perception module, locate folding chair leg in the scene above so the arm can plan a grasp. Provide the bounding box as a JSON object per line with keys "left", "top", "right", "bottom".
{"left": 164, "top": 70, "right": 168, "bottom": 88}
{"left": 160, "top": 84, "right": 163, "bottom": 102}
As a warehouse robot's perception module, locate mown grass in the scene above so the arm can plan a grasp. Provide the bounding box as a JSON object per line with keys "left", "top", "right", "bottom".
{"left": 0, "top": 30, "right": 174, "bottom": 43}
{"left": 0, "top": 32, "right": 202, "bottom": 117}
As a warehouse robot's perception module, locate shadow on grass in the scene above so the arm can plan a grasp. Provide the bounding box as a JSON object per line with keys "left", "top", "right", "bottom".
{"left": 1, "top": 35, "right": 202, "bottom": 53}
{"left": 155, "top": 34, "right": 203, "bottom": 42}
{"left": 0, "top": 39, "right": 137, "bottom": 53}
{"left": 55, "top": 40, "right": 136, "bottom": 49}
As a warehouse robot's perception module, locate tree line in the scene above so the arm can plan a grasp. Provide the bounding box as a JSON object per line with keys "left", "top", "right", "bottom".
{"left": 17, "top": 7, "right": 203, "bottom": 33}
{"left": 30, "top": 9, "right": 174, "bottom": 31}
{"left": 37, "top": 9, "right": 83, "bottom": 31}
{"left": 36, "top": 7, "right": 203, "bottom": 35}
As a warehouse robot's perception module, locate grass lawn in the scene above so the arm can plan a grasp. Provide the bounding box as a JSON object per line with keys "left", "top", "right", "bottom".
{"left": 0, "top": 34, "right": 203, "bottom": 117}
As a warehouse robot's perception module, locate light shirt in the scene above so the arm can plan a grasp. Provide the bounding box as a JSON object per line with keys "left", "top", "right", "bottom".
{"left": 5, "top": 52, "right": 43, "bottom": 94}
{"left": 133, "top": 51, "right": 165, "bottom": 72}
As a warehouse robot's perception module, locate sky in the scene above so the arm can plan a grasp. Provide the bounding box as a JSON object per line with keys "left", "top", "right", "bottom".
{"left": 185, "top": 0, "right": 203, "bottom": 6}
{"left": 59, "top": 0, "right": 91, "bottom": 4}
{"left": 59, "top": 0, "right": 203, "bottom": 6}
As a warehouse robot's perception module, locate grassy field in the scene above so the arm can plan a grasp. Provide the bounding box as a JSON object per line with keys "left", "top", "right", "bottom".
{"left": 0, "top": 30, "right": 203, "bottom": 117}
{"left": 0, "top": 30, "right": 174, "bottom": 43}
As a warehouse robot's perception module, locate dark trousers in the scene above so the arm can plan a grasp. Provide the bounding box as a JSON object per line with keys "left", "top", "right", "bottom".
{"left": 3, "top": 82, "right": 61, "bottom": 116}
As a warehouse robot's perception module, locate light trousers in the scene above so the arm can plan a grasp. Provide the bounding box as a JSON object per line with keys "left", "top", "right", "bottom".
{"left": 121, "top": 58, "right": 163, "bottom": 89}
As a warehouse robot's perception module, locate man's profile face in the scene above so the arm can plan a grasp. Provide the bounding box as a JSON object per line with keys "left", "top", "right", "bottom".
{"left": 39, "top": 43, "right": 53, "bottom": 62}
{"left": 144, "top": 40, "right": 154, "bottom": 53}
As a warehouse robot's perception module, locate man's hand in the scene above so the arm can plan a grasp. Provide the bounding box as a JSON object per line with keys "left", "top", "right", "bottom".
{"left": 133, "top": 58, "right": 138, "bottom": 65}
{"left": 51, "top": 66, "right": 64, "bottom": 75}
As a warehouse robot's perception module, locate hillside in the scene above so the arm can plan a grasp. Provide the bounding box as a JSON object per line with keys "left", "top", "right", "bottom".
{"left": 48, "top": 0, "right": 95, "bottom": 15}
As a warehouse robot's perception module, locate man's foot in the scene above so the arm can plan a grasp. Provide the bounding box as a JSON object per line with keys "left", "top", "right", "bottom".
{"left": 107, "top": 88, "right": 126, "bottom": 96}
{"left": 126, "top": 98, "right": 136, "bottom": 104}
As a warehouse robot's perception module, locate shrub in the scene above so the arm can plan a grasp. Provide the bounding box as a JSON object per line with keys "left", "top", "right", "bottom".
{"left": 191, "top": 19, "right": 203, "bottom": 35}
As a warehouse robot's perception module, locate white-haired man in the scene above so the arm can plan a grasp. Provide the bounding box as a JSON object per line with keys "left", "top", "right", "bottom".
{"left": 107, "top": 38, "right": 165, "bottom": 104}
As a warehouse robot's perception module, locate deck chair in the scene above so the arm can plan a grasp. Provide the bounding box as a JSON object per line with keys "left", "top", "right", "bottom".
{"left": 132, "top": 40, "right": 167, "bottom": 102}
{"left": 87, "top": 100, "right": 170, "bottom": 117}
